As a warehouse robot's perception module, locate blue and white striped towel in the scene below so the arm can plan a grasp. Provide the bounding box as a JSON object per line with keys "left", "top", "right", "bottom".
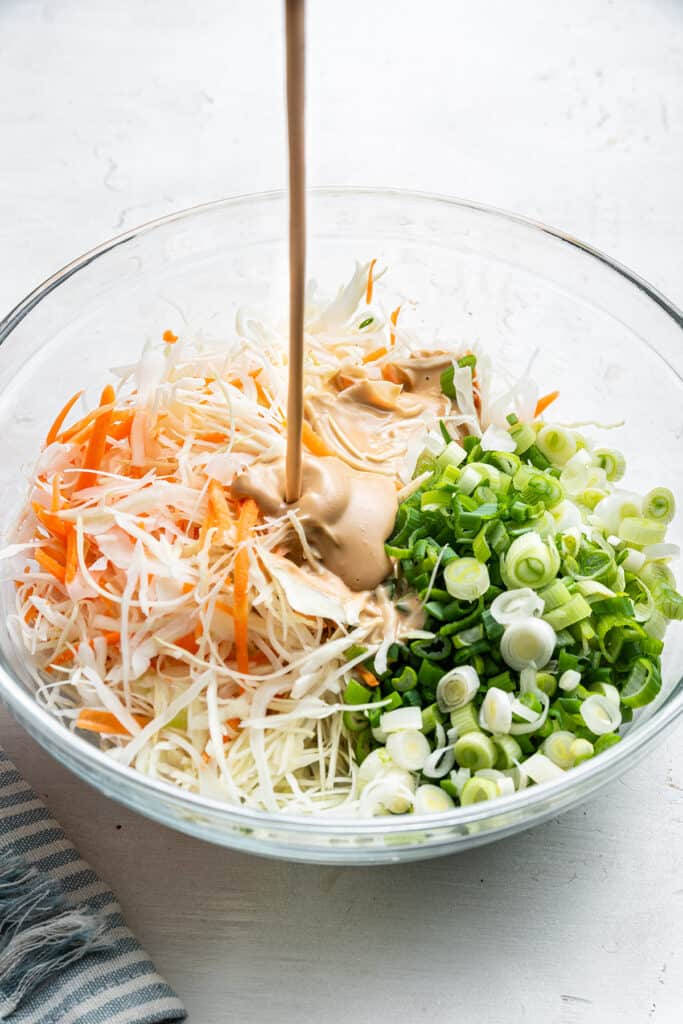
{"left": 0, "top": 746, "right": 186, "bottom": 1023}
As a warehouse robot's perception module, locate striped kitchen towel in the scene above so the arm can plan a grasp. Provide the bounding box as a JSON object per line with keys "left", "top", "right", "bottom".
{"left": 0, "top": 746, "right": 186, "bottom": 1023}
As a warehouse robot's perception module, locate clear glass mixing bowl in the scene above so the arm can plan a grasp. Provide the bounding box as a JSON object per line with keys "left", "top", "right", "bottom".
{"left": 1, "top": 188, "right": 682, "bottom": 864}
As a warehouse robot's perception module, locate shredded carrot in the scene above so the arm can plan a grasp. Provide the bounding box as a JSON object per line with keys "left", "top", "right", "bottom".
{"left": 201, "top": 750, "right": 210, "bottom": 764}
{"left": 381, "top": 364, "right": 403, "bottom": 385}
{"left": 534, "top": 390, "right": 560, "bottom": 419}
{"left": 362, "top": 345, "right": 388, "bottom": 365}
{"left": 35, "top": 549, "right": 66, "bottom": 585}
{"left": 33, "top": 504, "right": 69, "bottom": 540}
{"left": 65, "top": 526, "right": 78, "bottom": 584}
{"left": 46, "top": 390, "right": 84, "bottom": 446}
{"left": 75, "top": 708, "right": 151, "bottom": 737}
{"left": 107, "top": 412, "right": 135, "bottom": 441}
{"left": 302, "top": 421, "right": 335, "bottom": 458}
{"left": 49, "top": 647, "right": 75, "bottom": 667}
{"left": 197, "top": 432, "right": 228, "bottom": 444}
{"left": 75, "top": 385, "right": 115, "bottom": 491}
{"left": 99, "top": 631, "right": 121, "bottom": 645}
{"left": 365, "top": 258, "right": 377, "bottom": 305}
{"left": 389, "top": 306, "right": 401, "bottom": 346}
{"left": 227, "top": 717, "right": 241, "bottom": 730}
{"left": 163, "top": 329, "right": 178, "bottom": 344}
{"left": 174, "top": 632, "right": 200, "bottom": 655}
{"left": 208, "top": 480, "right": 233, "bottom": 536}
{"left": 24, "top": 605, "right": 38, "bottom": 625}
{"left": 215, "top": 598, "right": 234, "bottom": 616}
{"left": 51, "top": 473, "right": 61, "bottom": 512}
{"left": 233, "top": 499, "right": 259, "bottom": 674}
{"left": 358, "top": 667, "right": 380, "bottom": 688}
{"left": 58, "top": 407, "right": 104, "bottom": 444}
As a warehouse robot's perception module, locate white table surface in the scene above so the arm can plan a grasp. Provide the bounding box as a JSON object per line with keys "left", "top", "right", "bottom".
{"left": 1, "top": 1, "right": 682, "bottom": 1021}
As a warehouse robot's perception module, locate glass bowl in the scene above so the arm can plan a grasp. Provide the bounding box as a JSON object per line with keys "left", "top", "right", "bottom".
{"left": 1, "top": 188, "right": 682, "bottom": 865}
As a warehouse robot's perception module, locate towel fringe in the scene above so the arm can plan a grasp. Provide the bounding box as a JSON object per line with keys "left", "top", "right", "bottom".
{"left": 0, "top": 854, "right": 111, "bottom": 1017}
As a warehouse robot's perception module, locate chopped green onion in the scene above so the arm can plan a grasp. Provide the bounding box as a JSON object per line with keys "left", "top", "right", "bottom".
{"left": 358, "top": 316, "right": 374, "bottom": 329}
{"left": 619, "top": 516, "right": 667, "bottom": 547}
{"left": 621, "top": 657, "right": 661, "bottom": 708}
{"left": 414, "top": 784, "right": 455, "bottom": 814}
{"left": 543, "top": 594, "right": 592, "bottom": 630}
{"left": 379, "top": 706, "right": 423, "bottom": 733}
{"left": 501, "top": 531, "right": 560, "bottom": 589}
{"left": 594, "top": 448, "right": 626, "bottom": 482}
{"left": 343, "top": 709, "right": 368, "bottom": 732}
{"left": 391, "top": 666, "right": 419, "bottom": 692}
{"left": 542, "top": 730, "right": 577, "bottom": 769}
{"left": 559, "top": 668, "right": 581, "bottom": 692}
{"left": 436, "top": 665, "right": 480, "bottom": 712}
{"left": 500, "top": 617, "right": 556, "bottom": 670}
{"left": 593, "top": 733, "right": 621, "bottom": 755}
{"left": 490, "top": 587, "right": 545, "bottom": 624}
{"left": 493, "top": 734, "right": 522, "bottom": 769}
{"left": 535, "top": 425, "right": 577, "bottom": 467}
{"left": 449, "top": 703, "right": 481, "bottom": 735}
{"left": 437, "top": 440, "right": 467, "bottom": 470}
{"left": 454, "top": 732, "right": 497, "bottom": 770}
{"left": 479, "top": 687, "right": 513, "bottom": 734}
{"left": 580, "top": 694, "right": 622, "bottom": 735}
{"left": 509, "top": 420, "right": 535, "bottom": 454}
{"left": 440, "top": 365, "right": 456, "bottom": 399}
{"left": 344, "top": 679, "right": 373, "bottom": 705}
{"left": 386, "top": 729, "right": 431, "bottom": 771}
{"left": 535, "top": 671, "right": 558, "bottom": 697}
{"left": 522, "top": 752, "right": 565, "bottom": 783}
{"left": 421, "top": 702, "right": 445, "bottom": 734}
{"left": 443, "top": 557, "right": 490, "bottom": 601}
{"left": 570, "top": 738, "right": 594, "bottom": 764}
{"left": 460, "top": 776, "right": 498, "bottom": 804}
{"left": 643, "top": 487, "right": 675, "bottom": 524}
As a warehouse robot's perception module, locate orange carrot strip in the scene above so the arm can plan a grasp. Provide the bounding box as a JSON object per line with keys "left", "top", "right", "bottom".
{"left": 75, "top": 709, "right": 150, "bottom": 737}
{"left": 107, "top": 412, "right": 135, "bottom": 440}
{"left": 381, "top": 364, "right": 403, "bottom": 385}
{"left": 35, "top": 550, "right": 66, "bottom": 584}
{"left": 302, "top": 421, "right": 335, "bottom": 458}
{"left": 174, "top": 632, "right": 199, "bottom": 655}
{"left": 33, "top": 504, "right": 69, "bottom": 539}
{"left": 59, "top": 408, "right": 102, "bottom": 444}
{"left": 75, "top": 385, "right": 115, "bottom": 491}
{"left": 49, "top": 647, "right": 75, "bottom": 667}
{"left": 46, "top": 390, "right": 84, "bottom": 446}
{"left": 100, "top": 631, "right": 121, "bottom": 645}
{"left": 366, "top": 258, "right": 377, "bottom": 304}
{"left": 208, "top": 480, "right": 233, "bottom": 534}
{"left": 362, "top": 345, "right": 388, "bottom": 365}
{"left": 197, "top": 432, "right": 228, "bottom": 444}
{"left": 215, "top": 598, "right": 234, "bottom": 616}
{"left": 358, "top": 667, "right": 380, "bottom": 688}
{"left": 389, "top": 305, "right": 401, "bottom": 346}
{"left": 534, "top": 390, "right": 560, "bottom": 419}
{"left": 163, "top": 329, "right": 178, "bottom": 343}
{"left": 65, "top": 526, "right": 78, "bottom": 584}
{"left": 51, "top": 474, "right": 62, "bottom": 512}
{"left": 233, "top": 499, "right": 259, "bottom": 674}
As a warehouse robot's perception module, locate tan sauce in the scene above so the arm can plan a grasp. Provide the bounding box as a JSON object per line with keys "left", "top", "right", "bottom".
{"left": 284, "top": 0, "right": 306, "bottom": 502}
{"left": 307, "top": 355, "right": 453, "bottom": 476}
{"left": 231, "top": 454, "right": 397, "bottom": 591}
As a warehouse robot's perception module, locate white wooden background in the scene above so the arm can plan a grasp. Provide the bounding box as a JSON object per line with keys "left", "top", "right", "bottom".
{"left": 1, "top": 1, "right": 682, "bottom": 1021}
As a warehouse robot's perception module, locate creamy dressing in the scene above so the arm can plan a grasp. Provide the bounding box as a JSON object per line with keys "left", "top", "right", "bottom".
{"left": 231, "top": 454, "right": 397, "bottom": 590}
{"left": 307, "top": 358, "right": 451, "bottom": 476}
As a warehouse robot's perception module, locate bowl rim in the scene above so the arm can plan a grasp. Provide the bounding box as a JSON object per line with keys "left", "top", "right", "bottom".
{"left": 1, "top": 185, "right": 682, "bottom": 838}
